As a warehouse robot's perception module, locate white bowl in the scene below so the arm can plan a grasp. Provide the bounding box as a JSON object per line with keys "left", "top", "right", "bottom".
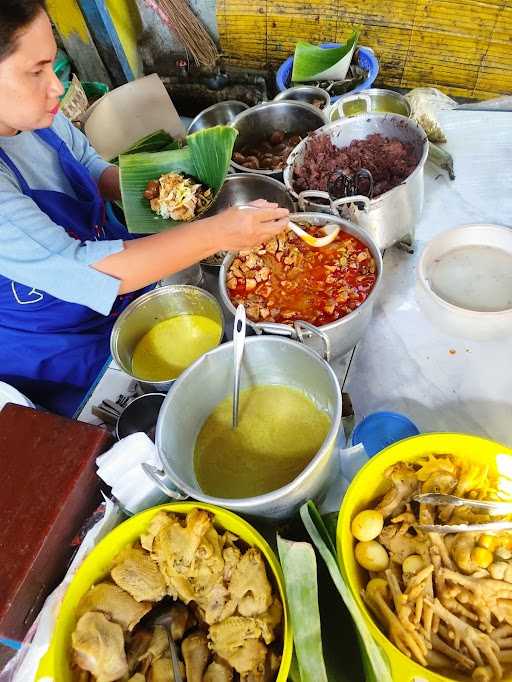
{"left": 0, "top": 381, "right": 35, "bottom": 412}
{"left": 416, "top": 224, "right": 512, "bottom": 340}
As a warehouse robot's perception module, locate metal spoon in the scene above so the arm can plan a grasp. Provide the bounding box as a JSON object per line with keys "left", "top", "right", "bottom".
{"left": 232, "top": 304, "right": 246, "bottom": 429}
{"left": 146, "top": 606, "right": 184, "bottom": 682}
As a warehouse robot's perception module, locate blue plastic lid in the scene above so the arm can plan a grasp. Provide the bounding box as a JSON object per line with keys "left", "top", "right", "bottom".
{"left": 351, "top": 411, "right": 420, "bottom": 457}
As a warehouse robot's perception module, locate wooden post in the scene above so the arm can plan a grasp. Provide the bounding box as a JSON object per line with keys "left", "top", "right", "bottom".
{"left": 47, "top": 0, "right": 112, "bottom": 87}
{"left": 77, "top": 0, "right": 136, "bottom": 84}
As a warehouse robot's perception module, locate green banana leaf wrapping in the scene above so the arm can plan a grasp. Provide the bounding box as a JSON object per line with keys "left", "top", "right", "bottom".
{"left": 119, "top": 125, "right": 238, "bottom": 233}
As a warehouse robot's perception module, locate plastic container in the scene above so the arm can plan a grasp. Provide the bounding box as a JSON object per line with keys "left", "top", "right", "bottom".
{"left": 62, "top": 80, "right": 110, "bottom": 104}
{"left": 416, "top": 223, "right": 512, "bottom": 340}
{"left": 275, "top": 45, "right": 379, "bottom": 103}
{"left": 36, "top": 502, "right": 293, "bottom": 681}
{"left": 337, "top": 432, "right": 512, "bottom": 682}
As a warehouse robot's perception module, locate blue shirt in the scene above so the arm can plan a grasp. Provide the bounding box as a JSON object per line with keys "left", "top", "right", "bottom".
{"left": 0, "top": 113, "right": 124, "bottom": 315}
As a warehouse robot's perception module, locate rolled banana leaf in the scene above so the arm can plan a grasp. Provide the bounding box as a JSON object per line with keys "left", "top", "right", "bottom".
{"left": 119, "top": 125, "right": 238, "bottom": 233}
{"left": 291, "top": 31, "right": 360, "bottom": 83}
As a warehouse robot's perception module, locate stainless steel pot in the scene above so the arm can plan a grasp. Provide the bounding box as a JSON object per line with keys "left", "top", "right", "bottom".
{"left": 144, "top": 336, "right": 342, "bottom": 520}
{"left": 283, "top": 113, "right": 429, "bottom": 249}
{"left": 203, "top": 173, "right": 296, "bottom": 215}
{"left": 187, "top": 100, "right": 249, "bottom": 134}
{"left": 328, "top": 88, "right": 411, "bottom": 121}
{"left": 110, "top": 285, "right": 224, "bottom": 392}
{"left": 218, "top": 212, "right": 383, "bottom": 361}
{"left": 230, "top": 101, "right": 327, "bottom": 177}
{"left": 273, "top": 86, "right": 330, "bottom": 111}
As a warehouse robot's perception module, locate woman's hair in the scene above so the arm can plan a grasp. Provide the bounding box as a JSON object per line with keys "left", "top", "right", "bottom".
{"left": 0, "top": 0, "right": 47, "bottom": 61}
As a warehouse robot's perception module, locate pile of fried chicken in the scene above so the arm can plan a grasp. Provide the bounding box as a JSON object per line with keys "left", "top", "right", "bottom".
{"left": 356, "top": 454, "right": 512, "bottom": 682}
{"left": 71, "top": 509, "right": 283, "bottom": 682}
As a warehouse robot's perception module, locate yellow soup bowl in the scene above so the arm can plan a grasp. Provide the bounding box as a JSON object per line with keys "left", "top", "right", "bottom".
{"left": 37, "top": 502, "right": 292, "bottom": 682}
{"left": 337, "top": 432, "right": 512, "bottom": 682}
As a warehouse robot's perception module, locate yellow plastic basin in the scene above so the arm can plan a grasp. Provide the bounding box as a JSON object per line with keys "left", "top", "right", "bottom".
{"left": 36, "top": 502, "right": 292, "bottom": 681}
{"left": 337, "top": 432, "right": 512, "bottom": 682}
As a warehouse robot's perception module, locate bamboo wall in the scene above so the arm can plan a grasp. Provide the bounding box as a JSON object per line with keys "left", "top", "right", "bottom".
{"left": 217, "top": 0, "right": 512, "bottom": 99}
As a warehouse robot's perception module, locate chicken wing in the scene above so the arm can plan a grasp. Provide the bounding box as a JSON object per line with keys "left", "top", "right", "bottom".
{"left": 72, "top": 612, "right": 128, "bottom": 682}
{"left": 76, "top": 583, "right": 151, "bottom": 632}
{"left": 111, "top": 547, "right": 167, "bottom": 602}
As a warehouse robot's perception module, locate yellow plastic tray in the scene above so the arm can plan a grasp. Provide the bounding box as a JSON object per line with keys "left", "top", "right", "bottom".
{"left": 337, "top": 432, "right": 512, "bottom": 682}
{"left": 36, "top": 502, "right": 292, "bottom": 681}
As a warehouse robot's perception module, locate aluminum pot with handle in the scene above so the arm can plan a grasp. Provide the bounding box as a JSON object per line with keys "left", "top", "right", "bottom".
{"left": 283, "top": 113, "right": 429, "bottom": 249}
{"left": 218, "top": 213, "right": 383, "bottom": 362}
{"left": 143, "top": 335, "right": 342, "bottom": 521}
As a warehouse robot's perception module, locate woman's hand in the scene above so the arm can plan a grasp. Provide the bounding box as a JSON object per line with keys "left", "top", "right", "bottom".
{"left": 211, "top": 199, "right": 290, "bottom": 251}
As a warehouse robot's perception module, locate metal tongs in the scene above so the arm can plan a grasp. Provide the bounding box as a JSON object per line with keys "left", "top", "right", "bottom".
{"left": 414, "top": 492, "right": 512, "bottom": 534}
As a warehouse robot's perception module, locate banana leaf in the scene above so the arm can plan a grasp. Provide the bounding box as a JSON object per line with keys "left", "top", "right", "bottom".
{"left": 111, "top": 130, "right": 181, "bottom": 165}
{"left": 119, "top": 125, "right": 238, "bottom": 234}
{"left": 300, "top": 501, "right": 392, "bottom": 682}
{"left": 291, "top": 31, "right": 360, "bottom": 83}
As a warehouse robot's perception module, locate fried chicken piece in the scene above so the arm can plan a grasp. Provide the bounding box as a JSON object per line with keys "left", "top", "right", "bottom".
{"left": 201, "top": 582, "right": 237, "bottom": 625}
{"left": 203, "top": 659, "right": 234, "bottom": 682}
{"left": 182, "top": 631, "right": 210, "bottom": 682}
{"left": 223, "top": 545, "right": 241, "bottom": 583}
{"left": 72, "top": 612, "right": 128, "bottom": 682}
{"left": 255, "top": 598, "right": 283, "bottom": 645}
{"left": 148, "top": 657, "right": 186, "bottom": 682}
{"left": 126, "top": 629, "right": 153, "bottom": 672}
{"left": 375, "top": 462, "right": 419, "bottom": 518}
{"left": 111, "top": 547, "right": 167, "bottom": 602}
{"left": 128, "top": 675, "right": 146, "bottom": 682}
{"left": 378, "top": 525, "right": 428, "bottom": 565}
{"left": 229, "top": 548, "right": 273, "bottom": 617}
{"left": 169, "top": 602, "right": 195, "bottom": 640}
{"left": 138, "top": 626, "right": 169, "bottom": 665}
{"left": 209, "top": 616, "right": 266, "bottom": 674}
{"left": 76, "top": 583, "right": 151, "bottom": 632}
{"left": 141, "top": 512, "right": 175, "bottom": 552}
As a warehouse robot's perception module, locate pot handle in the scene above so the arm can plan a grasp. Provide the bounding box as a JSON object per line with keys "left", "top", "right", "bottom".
{"left": 293, "top": 320, "right": 331, "bottom": 362}
{"left": 254, "top": 320, "right": 331, "bottom": 362}
{"left": 298, "top": 190, "right": 340, "bottom": 215}
{"left": 141, "top": 463, "right": 189, "bottom": 501}
{"left": 332, "top": 194, "right": 371, "bottom": 213}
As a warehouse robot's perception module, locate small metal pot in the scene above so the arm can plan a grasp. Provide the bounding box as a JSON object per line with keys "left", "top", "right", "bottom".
{"left": 110, "top": 285, "right": 224, "bottom": 392}
{"left": 187, "top": 100, "right": 249, "bottom": 134}
{"left": 115, "top": 392, "right": 165, "bottom": 441}
{"left": 144, "top": 336, "right": 342, "bottom": 520}
{"left": 284, "top": 114, "right": 429, "bottom": 249}
{"left": 328, "top": 88, "right": 411, "bottom": 121}
{"left": 273, "top": 86, "right": 331, "bottom": 111}
{"left": 229, "top": 101, "right": 327, "bottom": 178}
{"left": 218, "top": 212, "right": 383, "bottom": 361}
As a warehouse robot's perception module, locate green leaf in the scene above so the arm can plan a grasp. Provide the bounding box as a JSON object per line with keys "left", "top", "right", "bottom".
{"left": 119, "top": 125, "right": 238, "bottom": 233}
{"left": 291, "top": 32, "right": 360, "bottom": 82}
{"left": 277, "top": 535, "right": 328, "bottom": 682}
{"left": 299, "top": 502, "right": 392, "bottom": 682}
{"left": 111, "top": 130, "right": 181, "bottom": 166}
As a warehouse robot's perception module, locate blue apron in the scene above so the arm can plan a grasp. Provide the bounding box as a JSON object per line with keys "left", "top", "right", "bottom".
{"left": 0, "top": 127, "right": 138, "bottom": 416}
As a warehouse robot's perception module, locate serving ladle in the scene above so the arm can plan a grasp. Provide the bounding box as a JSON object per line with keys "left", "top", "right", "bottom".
{"left": 238, "top": 204, "right": 339, "bottom": 247}
{"left": 232, "top": 303, "right": 246, "bottom": 429}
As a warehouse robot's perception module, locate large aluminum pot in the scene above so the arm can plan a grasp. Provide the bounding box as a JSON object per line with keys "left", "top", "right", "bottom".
{"left": 144, "top": 336, "right": 342, "bottom": 520}
{"left": 283, "top": 113, "right": 429, "bottom": 249}
{"left": 110, "top": 285, "right": 224, "bottom": 392}
{"left": 218, "top": 212, "right": 383, "bottom": 361}
{"left": 203, "top": 173, "right": 296, "bottom": 216}
{"left": 230, "top": 101, "right": 327, "bottom": 178}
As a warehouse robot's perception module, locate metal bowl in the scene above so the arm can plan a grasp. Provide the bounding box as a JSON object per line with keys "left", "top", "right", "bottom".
{"left": 115, "top": 392, "right": 165, "bottom": 441}
{"left": 187, "top": 100, "right": 249, "bottom": 134}
{"left": 200, "top": 174, "right": 296, "bottom": 269}
{"left": 273, "top": 86, "right": 331, "bottom": 110}
{"left": 229, "top": 101, "right": 327, "bottom": 177}
{"left": 219, "top": 212, "right": 383, "bottom": 361}
{"left": 329, "top": 88, "right": 411, "bottom": 121}
{"left": 110, "top": 285, "right": 225, "bottom": 392}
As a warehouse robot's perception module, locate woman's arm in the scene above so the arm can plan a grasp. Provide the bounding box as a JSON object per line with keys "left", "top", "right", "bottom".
{"left": 97, "top": 165, "right": 121, "bottom": 201}
{"left": 92, "top": 203, "right": 289, "bottom": 294}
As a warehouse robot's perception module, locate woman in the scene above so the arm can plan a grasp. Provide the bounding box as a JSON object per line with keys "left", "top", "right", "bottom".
{"left": 0, "top": 0, "right": 289, "bottom": 416}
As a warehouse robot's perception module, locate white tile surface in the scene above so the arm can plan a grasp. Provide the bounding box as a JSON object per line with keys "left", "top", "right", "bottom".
{"left": 345, "top": 110, "right": 512, "bottom": 444}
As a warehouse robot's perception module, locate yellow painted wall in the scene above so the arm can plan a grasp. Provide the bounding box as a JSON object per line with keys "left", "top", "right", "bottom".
{"left": 217, "top": 0, "right": 512, "bottom": 98}
{"left": 106, "top": 0, "right": 143, "bottom": 77}
{"left": 47, "top": 0, "right": 91, "bottom": 44}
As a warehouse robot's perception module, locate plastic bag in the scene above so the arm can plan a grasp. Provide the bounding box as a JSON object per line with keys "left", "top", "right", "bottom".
{"left": 0, "top": 498, "right": 123, "bottom": 682}
{"left": 405, "top": 87, "right": 457, "bottom": 143}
